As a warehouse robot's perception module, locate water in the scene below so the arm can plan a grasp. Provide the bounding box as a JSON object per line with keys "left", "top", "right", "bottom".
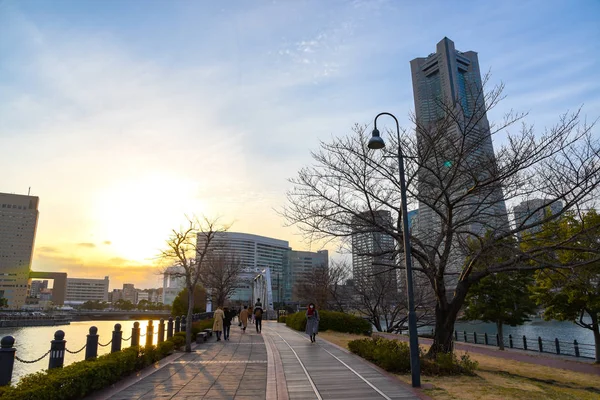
{"left": 415, "top": 318, "right": 597, "bottom": 358}
{"left": 0, "top": 320, "right": 162, "bottom": 383}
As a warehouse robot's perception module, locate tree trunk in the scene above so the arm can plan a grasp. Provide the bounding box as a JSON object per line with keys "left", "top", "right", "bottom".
{"left": 186, "top": 286, "right": 194, "bottom": 353}
{"left": 427, "top": 281, "right": 470, "bottom": 358}
{"left": 592, "top": 316, "right": 600, "bottom": 364}
{"left": 497, "top": 321, "right": 505, "bottom": 350}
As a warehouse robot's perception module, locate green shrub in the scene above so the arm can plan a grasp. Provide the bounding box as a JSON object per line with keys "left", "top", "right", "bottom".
{"left": 277, "top": 315, "right": 287, "bottom": 323}
{"left": 172, "top": 332, "right": 186, "bottom": 349}
{"left": 348, "top": 337, "right": 478, "bottom": 376}
{"left": 285, "top": 311, "right": 372, "bottom": 335}
{"left": 0, "top": 335, "right": 183, "bottom": 400}
{"left": 192, "top": 318, "right": 214, "bottom": 337}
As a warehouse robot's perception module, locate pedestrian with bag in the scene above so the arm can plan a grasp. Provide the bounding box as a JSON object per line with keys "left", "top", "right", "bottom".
{"left": 213, "top": 306, "right": 225, "bottom": 341}
{"left": 254, "top": 298, "right": 264, "bottom": 333}
{"left": 305, "top": 303, "right": 319, "bottom": 343}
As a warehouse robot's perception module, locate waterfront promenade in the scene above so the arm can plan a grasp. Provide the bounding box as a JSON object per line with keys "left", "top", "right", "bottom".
{"left": 88, "top": 321, "right": 424, "bottom": 400}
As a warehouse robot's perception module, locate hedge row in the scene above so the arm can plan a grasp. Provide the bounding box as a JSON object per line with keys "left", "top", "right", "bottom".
{"left": 285, "top": 311, "right": 372, "bottom": 335}
{"left": 348, "top": 337, "right": 478, "bottom": 376}
{"left": 0, "top": 336, "right": 180, "bottom": 399}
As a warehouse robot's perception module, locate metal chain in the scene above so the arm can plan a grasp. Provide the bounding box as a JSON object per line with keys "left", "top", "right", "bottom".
{"left": 65, "top": 344, "right": 87, "bottom": 354}
{"left": 122, "top": 336, "right": 132, "bottom": 341}
{"left": 139, "top": 333, "right": 146, "bottom": 337}
{"left": 98, "top": 339, "right": 113, "bottom": 347}
{"left": 15, "top": 350, "right": 51, "bottom": 364}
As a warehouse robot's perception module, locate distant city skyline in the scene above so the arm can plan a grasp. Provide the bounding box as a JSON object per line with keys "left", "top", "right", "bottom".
{"left": 1, "top": 0, "right": 598, "bottom": 289}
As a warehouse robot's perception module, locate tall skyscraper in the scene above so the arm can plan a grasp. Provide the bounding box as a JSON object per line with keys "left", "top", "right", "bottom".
{"left": 514, "top": 199, "right": 564, "bottom": 237}
{"left": 197, "top": 232, "right": 291, "bottom": 303}
{"left": 288, "top": 249, "right": 328, "bottom": 302}
{"left": 351, "top": 210, "right": 397, "bottom": 292}
{"left": 410, "top": 38, "right": 509, "bottom": 286}
{"left": 0, "top": 192, "right": 39, "bottom": 308}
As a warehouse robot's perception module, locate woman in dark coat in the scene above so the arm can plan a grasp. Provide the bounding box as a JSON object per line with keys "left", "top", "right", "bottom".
{"left": 305, "top": 303, "right": 320, "bottom": 343}
{"left": 223, "top": 306, "right": 233, "bottom": 341}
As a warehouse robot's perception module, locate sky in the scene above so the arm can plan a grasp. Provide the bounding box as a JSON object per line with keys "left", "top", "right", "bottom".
{"left": 1, "top": 0, "right": 599, "bottom": 290}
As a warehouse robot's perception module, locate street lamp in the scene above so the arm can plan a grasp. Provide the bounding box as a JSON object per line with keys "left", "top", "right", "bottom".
{"left": 369, "top": 112, "right": 421, "bottom": 388}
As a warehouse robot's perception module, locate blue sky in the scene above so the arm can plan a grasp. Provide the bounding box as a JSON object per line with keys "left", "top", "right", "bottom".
{"left": 1, "top": 0, "right": 599, "bottom": 289}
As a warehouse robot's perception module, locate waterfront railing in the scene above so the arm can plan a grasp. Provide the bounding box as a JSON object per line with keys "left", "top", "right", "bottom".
{"left": 0, "top": 313, "right": 208, "bottom": 386}
{"left": 432, "top": 330, "right": 596, "bottom": 359}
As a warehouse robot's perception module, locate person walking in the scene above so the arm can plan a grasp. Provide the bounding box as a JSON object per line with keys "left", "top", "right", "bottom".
{"left": 213, "top": 306, "right": 225, "bottom": 341}
{"left": 223, "top": 306, "right": 232, "bottom": 341}
{"left": 305, "top": 303, "right": 319, "bottom": 343}
{"left": 239, "top": 305, "right": 249, "bottom": 333}
{"left": 254, "top": 298, "right": 264, "bottom": 334}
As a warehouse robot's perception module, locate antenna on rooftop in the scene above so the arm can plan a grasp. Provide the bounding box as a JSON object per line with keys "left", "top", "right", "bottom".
{"left": 28, "top": 187, "right": 31, "bottom": 196}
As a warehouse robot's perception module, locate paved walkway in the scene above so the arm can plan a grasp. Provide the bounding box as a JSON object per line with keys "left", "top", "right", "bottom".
{"left": 375, "top": 332, "right": 600, "bottom": 376}
{"left": 90, "top": 321, "right": 424, "bottom": 400}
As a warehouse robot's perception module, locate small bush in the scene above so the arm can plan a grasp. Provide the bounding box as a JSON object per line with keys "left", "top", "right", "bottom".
{"left": 172, "top": 332, "right": 186, "bottom": 349}
{"left": 277, "top": 315, "right": 287, "bottom": 323}
{"left": 192, "top": 318, "right": 214, "bottom": 337}
{"left": 285, "top": 311, "right": 371, "bottom": 335}
{"left": 348, "top": 336, "right": 478, "bottom": 376}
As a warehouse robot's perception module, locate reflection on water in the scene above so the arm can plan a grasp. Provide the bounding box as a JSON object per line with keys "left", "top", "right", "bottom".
{"left": 0, "top": 320, "right": 162, "bottom": 383}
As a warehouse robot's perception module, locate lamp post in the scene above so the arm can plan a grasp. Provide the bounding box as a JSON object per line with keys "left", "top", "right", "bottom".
{"left": 368, "top": 112, "right": 421, "bottom": 388}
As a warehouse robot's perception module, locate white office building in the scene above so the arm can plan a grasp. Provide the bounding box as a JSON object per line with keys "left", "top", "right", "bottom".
{"left": 197, "top": 232, "right": 291, "bottom": 303}
{"left": 162, "top": 266, "right": 185, "bottom": 305}
{"left": 65, "top": 276, "right": 109, "bottom": 305}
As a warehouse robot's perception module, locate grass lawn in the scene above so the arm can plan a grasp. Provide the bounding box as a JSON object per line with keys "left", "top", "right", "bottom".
{"left": 318, "top": 331, "right": 600, "bottom": 400}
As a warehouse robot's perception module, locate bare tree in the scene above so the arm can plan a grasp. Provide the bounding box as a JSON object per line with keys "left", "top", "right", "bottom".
{"left": 282, "top": 77, "right": 600, "bottom": 357}
{"left": 293, "top": 260, "right": 350, "bottom": 310}
{"left": 200, "top": 254, "right": 244, "bottom": 308}
{"left": 160, "top": 216, "right": 229, "bottom": 352}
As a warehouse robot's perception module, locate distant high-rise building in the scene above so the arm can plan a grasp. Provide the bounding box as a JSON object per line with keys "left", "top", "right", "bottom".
{"left": 198, "top": 232, "right": 291, "bottom": 303}
{"left": 288, "top": 250, "right": 329, "bottom": 302}
{"left": 0, "top": 192, "right": 40, "bottom": 308}
{"left": 122, "top": 283, "right": 137, "bottom": 304}
{"left": 410, "top": 38, "right": 509, "bottom": 288}
{"left": 162, "top": 266, "right": 185, "bottom": 305}
{"left": 65, "top": 276, "right": 109, "bottom": 305}
{"left": 514, "top": 199, "right": 564, "bottom": 237}
{"left": 351, "top": 210, "right": 397, "bottom": 292}
{"left": 29, "top": 279, "right": 48, "bottom": 298}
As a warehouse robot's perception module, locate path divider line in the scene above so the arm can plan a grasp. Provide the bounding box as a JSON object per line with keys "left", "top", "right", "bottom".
{"left": 272, "top": 330, "right": 322, "bottom": 400}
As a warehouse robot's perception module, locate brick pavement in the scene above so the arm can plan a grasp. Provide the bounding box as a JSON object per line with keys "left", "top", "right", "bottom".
{"left": 89, "top": 321, "right": 425, "bottom": 400}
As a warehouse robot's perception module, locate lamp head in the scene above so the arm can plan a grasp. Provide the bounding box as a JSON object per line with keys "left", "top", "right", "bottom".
{"left": 368, "top": 128, "right": 386, "bottom": 149}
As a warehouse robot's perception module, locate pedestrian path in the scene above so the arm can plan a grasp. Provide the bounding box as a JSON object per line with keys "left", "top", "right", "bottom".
{"left": 90, "top": 321, "right": 423, "bottom": 400}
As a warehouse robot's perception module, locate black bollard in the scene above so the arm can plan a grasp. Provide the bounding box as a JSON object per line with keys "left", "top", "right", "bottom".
{"left": 85, "top": 326, "right": 99, "bottom": 360}
{"left": 509, "top": 334, "right": 513, "bottom": 348}
{"left": 131, "top": 322, "right": 140, "bottom": 347}
{"left": 0, "top": 336, "right": 16, "bottom": 386}
{"left": 48, "top": 330, "right": 66, "bottom": 369}
{"left": 167, "top": 317, "right": 174, "bottom": 339}
{"left": 574, "top": 340, "right": 580, "bottom": 357}
{"left": 181, "top": 315, "right": 187, "bottom": 333}
{"left": 523, "top": 335, "right": 527, "bottom": 350}
{"left": 473, "top": 332, "right": 477, "bottom": 344}
{"left": 146, "top": 320, "right": 154, "bottom": 347}
{"left": 555, "top": 338, "right": 560, "bottom": 355}
{"left": 484, "top": 333, "right": 489, "bottom": 345}
{"left": 463, "top": 331, "right": 467, "bottom": 343}
{"left": 538, "top": 336, "right": 543, "bottom": 352}
{"left": 496, "top": 333, "right": 500, "bottom": 347}
{"left": 158, "top": 319, "right": 165, "bottom": 344}
{"left": 175, "top": 316, "right": 180, "bottom": 333}
{"left": 454, "top": 330, "right": 458, "bottom": 341}
{"left": 111, "top": 324, "right": 122, "bottom": 353}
